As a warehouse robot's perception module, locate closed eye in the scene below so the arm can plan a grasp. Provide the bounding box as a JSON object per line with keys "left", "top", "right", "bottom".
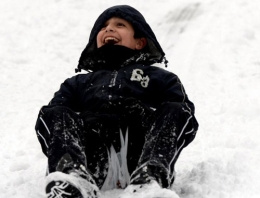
{"left": 117, "top": 22, "right": 126, "bottom": 27}
{"left": 100, "top": 24, "right": 108, "bottom": 30}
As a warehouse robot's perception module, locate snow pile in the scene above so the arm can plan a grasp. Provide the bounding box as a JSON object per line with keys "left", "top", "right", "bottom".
{"left": 0, "top": 0, "right": 260, "bottom": 197}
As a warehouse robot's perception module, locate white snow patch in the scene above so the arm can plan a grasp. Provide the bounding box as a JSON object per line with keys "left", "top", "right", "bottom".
{"left": 1, "top": 0, "right": 260, "bottom": 197}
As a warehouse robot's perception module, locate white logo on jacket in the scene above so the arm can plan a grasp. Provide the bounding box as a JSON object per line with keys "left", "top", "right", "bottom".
{"left": 130, "top": 69, "right": 150, "bottom": 88}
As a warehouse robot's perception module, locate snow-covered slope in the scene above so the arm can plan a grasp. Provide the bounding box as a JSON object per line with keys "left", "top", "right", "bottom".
{"left": 1, "top": 0, "right": 259, "bottom": 197}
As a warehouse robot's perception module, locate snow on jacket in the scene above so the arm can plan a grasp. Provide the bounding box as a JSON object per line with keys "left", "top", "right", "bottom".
{"left": 48, "top": 61, "right": 195, "bottom": 114}
{"left": 38, "top": 5, "right": 198, "bottom": 142}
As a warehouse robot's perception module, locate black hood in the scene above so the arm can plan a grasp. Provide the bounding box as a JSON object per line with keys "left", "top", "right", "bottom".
{"left": 77, "top": 5, "right": 166, "bottom": 72}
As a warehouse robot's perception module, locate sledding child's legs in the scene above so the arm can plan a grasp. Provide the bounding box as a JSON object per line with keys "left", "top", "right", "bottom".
{"left": 35, "top": 106, "right": 100, "bottom": 197}
{"left": 36, "top": 106, "right": 141, "bottom": 191}
{"left": 36, "top": 106, "right": 88, "bottom": 173}
{"left": 131, "top": 102, "right": 198, "bottom": 188}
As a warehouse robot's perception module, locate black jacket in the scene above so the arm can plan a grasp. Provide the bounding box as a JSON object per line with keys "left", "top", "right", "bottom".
{"left": 38, "top": 4, "right": 197, "bottom": 132}
{"left": 48, "top": 63, "right": 195, "bottom": 115}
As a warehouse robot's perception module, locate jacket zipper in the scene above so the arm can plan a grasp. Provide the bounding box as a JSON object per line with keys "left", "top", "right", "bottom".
{"left": 108, "top": 70, "right": 118, "bottom": 101}
{"left": 109, "top": 70, "right": 118, "bottom": 87}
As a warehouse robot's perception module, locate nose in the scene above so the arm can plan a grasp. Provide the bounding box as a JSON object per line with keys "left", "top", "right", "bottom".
{"left": 105, "top": 24, "right": 114, "bottom": 32}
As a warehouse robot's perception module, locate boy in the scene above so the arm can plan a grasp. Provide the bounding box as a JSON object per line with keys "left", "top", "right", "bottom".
{"left": 35, "top": 5, "right": 198, "bottom": 198}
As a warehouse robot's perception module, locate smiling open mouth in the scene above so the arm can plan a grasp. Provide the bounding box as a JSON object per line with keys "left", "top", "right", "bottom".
{"left": 104, "top": 37, "right": 119, "bottom": 45}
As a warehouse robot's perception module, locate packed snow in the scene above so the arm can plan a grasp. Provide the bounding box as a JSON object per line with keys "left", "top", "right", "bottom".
{"left": 1, "top": 0, "right": 260, "bottom": 197}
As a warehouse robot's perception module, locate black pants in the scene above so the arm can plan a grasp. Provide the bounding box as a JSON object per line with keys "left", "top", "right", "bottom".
{"left": 35, "top": 102, "right": 197, "bottom": 188}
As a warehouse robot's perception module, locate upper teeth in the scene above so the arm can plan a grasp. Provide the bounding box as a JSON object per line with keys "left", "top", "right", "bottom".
{"left": 104, "top": 37, "right": 119, "bottom": 43}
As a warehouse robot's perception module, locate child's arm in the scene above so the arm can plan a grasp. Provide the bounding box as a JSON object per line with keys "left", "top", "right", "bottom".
{"left": 36, "top": 75, "right": 81, "bottom": 125}
{"left": 48, "top": 76, "right": 80, "bottom": 111}
{"left": 161, "top": 73, "right": 199, "bottom": 146}
{"left": 35, "top": 75, "right": 82, "bottom": 152}
{"left": 163, "top": 74, "right": 195, "bottom": 112}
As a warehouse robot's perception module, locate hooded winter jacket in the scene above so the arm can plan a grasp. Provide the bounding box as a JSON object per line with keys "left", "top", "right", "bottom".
{"left": 39, "top": 4, "right": 198, "bottom": 145}
{"left": 35, "top": 6, "right": 198, "bottom": 189}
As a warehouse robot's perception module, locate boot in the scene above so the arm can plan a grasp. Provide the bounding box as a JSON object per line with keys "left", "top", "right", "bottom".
{"left": 46, "top": 153, "right": 100, "bottom": 198}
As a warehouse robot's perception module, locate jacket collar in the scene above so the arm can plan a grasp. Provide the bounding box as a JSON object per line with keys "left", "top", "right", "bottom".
{"left": 77, "top": 45, "right": 152, "bottom": 72}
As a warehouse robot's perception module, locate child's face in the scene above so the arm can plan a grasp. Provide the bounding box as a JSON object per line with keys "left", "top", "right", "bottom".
{"left": 96, "top": 17, "right": 146, "bottom": 50}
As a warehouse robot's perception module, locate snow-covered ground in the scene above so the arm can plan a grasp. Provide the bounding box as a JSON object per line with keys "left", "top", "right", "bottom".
{"left": 1, "top": 0, "right": 260, "bottom": 197}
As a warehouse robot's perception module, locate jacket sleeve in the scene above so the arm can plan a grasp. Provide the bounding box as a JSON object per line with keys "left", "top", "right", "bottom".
{"left": 47, "top": 76, "right": 81, "bottom": 111}
{"left": 160, "top": 72, "right": 199, "bottom": 146}
{"left": 163, "top": 73, "right": 195, "bottom": 111}
{"left": 35, "top": 75, "right": 82, "bottom": 124}
{"left": 35, "top": 75, "right": 82, "bottom": 147}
